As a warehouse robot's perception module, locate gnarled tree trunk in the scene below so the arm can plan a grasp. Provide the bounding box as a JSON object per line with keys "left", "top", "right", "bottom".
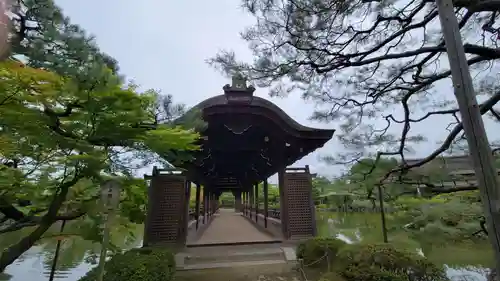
{"left": 0, "top": 176, "right": 79, "bottom": 272}
{"left": 0, "top": 220, "right": 54, "bottom": 272}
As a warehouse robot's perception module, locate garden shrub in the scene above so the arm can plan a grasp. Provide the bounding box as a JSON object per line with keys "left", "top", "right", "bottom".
{"left": 296, "top": 237, "right": 347, "bottom": 268}
{"left": 317, "top": 204, "right": 328, "bottom": 210}
{"left": 488, "top": 268, "right": 497, "bottom": 281}
{"left": 319, "top": 272, "right": 346, "bottom": 281}
{"left": 78, "top": 247, "right": 175, "bottom": 281}
{"left": 348, "top": 200, "right": 376, "bottom": 212}
{"left": 333, "top": 243, "right": 448, "bottom": 281}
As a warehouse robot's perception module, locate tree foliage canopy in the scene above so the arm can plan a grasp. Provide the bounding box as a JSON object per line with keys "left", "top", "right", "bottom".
{"left": 0, "top": 0, "right": 201, "bottom": 271}
{"left": 0, "top": 59, "right": 199, "bottom": 270}
{"left": 209, "top": 0, "right": 500, "bottom": 181}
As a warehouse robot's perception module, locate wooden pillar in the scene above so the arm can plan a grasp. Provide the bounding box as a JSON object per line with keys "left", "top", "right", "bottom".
{"left": 278, "top": 169, "right": 288, "bottom": 238}
{"left": 255, "top": 183, "right": 259, "bottom": 223}
{"left": 209, "top": 191, "right": 213, "bottom": 215}
{"left": 233, "top": 190, "right": 242, "bottom": 212}
{"left": 242, "top": 191, "right": 246, "bottom": 215}
{"left": 264, "top": 179, "right": 268, "bottom": 228}
{"left": 217, "top": 192, "right": 220, "bottom": 211}
{"left": 213, "top": 192, "right": 218, "bottom": 212}
{"left": 217, "top": 191, "right": 221, "bottom": 211}
{"left": 207, "top": 191, "right": 211, "bottom": 217}
{"left": 179, "top": 180, "right": 191, "bottom": 241}
{"left": 203, "top": 187, "right": 207, "bottom": 223}
{"left": 195, "top": 183, "right": 201, "bottom": 230}
{"left": 244, "top": 191, "right": 248, "bottom": 216}
{"left": 249, "top": 187, "right": 253, "bottom": 219}
{"left": 246, "top": 191, "right": 249, "bottom": 216}
{"left": 210, "top": 191, "right": 214, "bottom": 215}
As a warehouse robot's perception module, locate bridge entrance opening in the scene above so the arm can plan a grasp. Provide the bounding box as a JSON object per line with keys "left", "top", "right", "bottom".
{"left": 142, "top": 76, "right": 335, "bottom": 248}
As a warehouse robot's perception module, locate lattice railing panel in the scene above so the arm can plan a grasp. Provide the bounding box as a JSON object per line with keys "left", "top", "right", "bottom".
{"left": 280, "top": 169, "right": 316, "bottom": 239}
{"left": 144, "top": 174, "right": 187, "bottom": 246}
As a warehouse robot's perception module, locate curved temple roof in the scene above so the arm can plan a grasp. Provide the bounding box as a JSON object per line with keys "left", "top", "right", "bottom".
{"left": 175, "top": 75, "right": 335, "bottom": 187}
{"left": 194, "top": 94, "right": 322, "bottom": 133}
{"left": 178, "top": 75, "right": 335, "bottom": 138}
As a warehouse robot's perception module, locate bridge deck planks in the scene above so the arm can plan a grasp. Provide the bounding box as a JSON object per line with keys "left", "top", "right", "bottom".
{"left": 192, "top": 209, "right": 275, "bottom": 245}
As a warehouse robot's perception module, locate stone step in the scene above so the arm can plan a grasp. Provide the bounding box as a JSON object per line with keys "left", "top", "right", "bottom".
{"left": 184, "top": 248, "right": 285, "bottom": 265}
{"left": 180, "top": 259, "right": 288, "bottom": 270}
{"left": 176, "top": 245, "right": 298, "bottom": 272}
{"left": 175, "top": 261, "right": 301, "bottom": 281}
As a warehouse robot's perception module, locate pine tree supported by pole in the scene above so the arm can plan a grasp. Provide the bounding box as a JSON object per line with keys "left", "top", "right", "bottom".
{"left": 435, "top": 0, "right": 500, "bottom": 278}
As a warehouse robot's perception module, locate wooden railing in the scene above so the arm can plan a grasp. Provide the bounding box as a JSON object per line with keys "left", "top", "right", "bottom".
{"left": 241, "top": 207, "right": 284, "bottom": 239}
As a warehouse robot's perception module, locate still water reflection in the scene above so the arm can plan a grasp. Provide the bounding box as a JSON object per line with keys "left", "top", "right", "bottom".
{"left": 2, "top": 220, "right": 143, "bottom": 281}
{"left": 2, "top": 212, "right": 495, "bottom": 281}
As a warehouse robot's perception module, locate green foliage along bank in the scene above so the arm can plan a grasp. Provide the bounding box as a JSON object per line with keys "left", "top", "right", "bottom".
{"left": 311, "top": 157, "right": 490, "bottom": 248}
{"left": 78, "top": 248, "right": 175, "bottom": 281}
{"left": 297, "top": 237, "right": 448, "bottom": 281}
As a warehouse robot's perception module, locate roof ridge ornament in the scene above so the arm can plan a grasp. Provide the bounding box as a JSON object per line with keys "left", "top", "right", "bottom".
{"left": 223, "top": 74, "right": 255, "bottom": 103}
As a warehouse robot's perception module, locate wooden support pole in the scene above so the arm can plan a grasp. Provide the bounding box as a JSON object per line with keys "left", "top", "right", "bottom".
{"left": 208, "top": 191, "right": 212, "bottom": 216}
{"left": 245, "top": 191, "right": 249, "bottom": 216}
{"left": 214, "top": 192, "right": 218, "bottom": 212}
{"left": 244, "top": 191, "right": 247, "bottom": 215}
{"left": 207, "top": 191, "right": 211, "bottom": 217}
{"left": 249, "top": 187, "right": 253, "bottom": 219}
{"left": 436, "top": 0, "right": 500, "bottom": 276}
{"left": 255, "top": 183, "right": 259, "bottom": 223}
{"left": 182, "top": 181, "right": 191, "bottom": 241}
{"left": 278, "top": 169, "right": 288, "bottom": 239}
{"left": 264, "top": 179, "right": 268, "bottom": 228}
{"left": 212, "top": 192, "right": 215, "bottom": 213}
{"left": 203, "top": 187, "right": 207, "bottom": 223}
{"left": 377, "top": 184, "right": 388, "bottom": 243}
{"left": 241, "top": 191, "right": 245, "bottom": 215}
{"left": 195, "top": 183, "right": 201, "bottom": 230}
{"left": 211, "top": 192, "right": 215, "bottom": 214}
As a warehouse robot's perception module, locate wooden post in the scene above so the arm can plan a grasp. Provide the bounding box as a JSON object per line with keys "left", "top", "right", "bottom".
{"left": 214, "top": 192, "right": 218, "bottom": 212}
{"left": 278, "top": 169, "right": 288, "bottom": 239}
{"left": 377, "top": 184, "right": 388, "bottom": 243}
{"left": 436, "top": 0, "right": 500, "bottom": 275}
{"left": 203, "top": 187, "right": 207, "bottom": 224}
{"left": 48, "top": 220, "right": 66, "bottom": 281}
{"left": 208, "top": 191, "right": 212, "bottom": 216}
{"left": 244, "top": 191, "right": 247, "bottom": 215}
{"left": 245, "top": 191, "right": 249, "bottom": 216}
{"left": 255, "top": 183, "right": 259, "bottom": 222}
{"left": 180, "top": 180, "right": 191, "bottom": 243}
{"left": 241, "top": 190, "right": 245, "bottom": 215}
{"left": 206, "top": 191, "right": 211, "bottom": 218}
{"left": 249, "top": 187, "right": 253, "bottom": 219}
{"left": 195, "top": 183, "right": 201, "bottom": 230}
{"left": 264, "top": 179, "right": 268, "bottom": 228}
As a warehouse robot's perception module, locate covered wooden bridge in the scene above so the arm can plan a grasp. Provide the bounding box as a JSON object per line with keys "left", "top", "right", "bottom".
{"left": 142, "top": 76, "right": 335, "bottom": 248}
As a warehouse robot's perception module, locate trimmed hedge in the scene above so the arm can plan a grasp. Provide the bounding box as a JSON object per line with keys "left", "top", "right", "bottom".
{"left": 296, "top": 237, "right": 347, "bottom": 268}
{"left": 297, "top": 238, "right": 448, "bottom": 281}
{"left": 332, "top": 243, "right": 448, "bottom": 281}
{"left": 78, "top": 248, "right": 175, "bottom": 281}
{"left": 318, "top": 272, "right": 346, "bottom": 281}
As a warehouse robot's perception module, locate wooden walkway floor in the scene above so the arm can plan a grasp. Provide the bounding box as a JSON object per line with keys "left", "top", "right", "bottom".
{"left": 192, "top": 209, "right": 276, "bottom": 245}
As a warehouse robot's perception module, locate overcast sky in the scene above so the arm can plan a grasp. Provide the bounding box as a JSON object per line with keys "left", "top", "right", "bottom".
{"left": 54, "top": 0, "right": 498, "bottom": 183}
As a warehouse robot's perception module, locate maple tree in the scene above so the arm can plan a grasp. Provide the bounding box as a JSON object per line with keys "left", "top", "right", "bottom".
{"left": 0, "top": 61, "right": 199, "bottom": 271}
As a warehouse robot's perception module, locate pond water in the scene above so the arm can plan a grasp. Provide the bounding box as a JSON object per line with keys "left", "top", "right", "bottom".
{"left": 1, "top": 212, "right": 495, "bottom": 281}
{"left": 317, "top": 212, "right": 494, "bottom": 281}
